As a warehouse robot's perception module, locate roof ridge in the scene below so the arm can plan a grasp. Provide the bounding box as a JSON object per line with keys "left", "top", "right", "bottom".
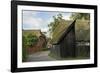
{"left": 55, "top": 20, "right": 76, "bottom": 44}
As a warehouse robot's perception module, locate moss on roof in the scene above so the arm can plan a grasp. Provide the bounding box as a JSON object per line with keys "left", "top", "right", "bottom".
{"left": 75, "top": 20, "right": 90, "bottom": 41}
{"left": 22, "top": 30, "right": 42, "bottom": 37}
{"left": 51, "top": 20, "right": 90, "bottom": 44}
{"left": 51, "top": 20, "right": 72, "bottom": 44}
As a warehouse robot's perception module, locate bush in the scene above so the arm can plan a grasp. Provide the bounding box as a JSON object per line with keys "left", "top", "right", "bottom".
{"left": 22, "top": 34, "right": 38, "bottom": 61}
{"left": 22, "top": 36, "right": 28, "bottom": 62}
{"left": 27, "top": 34, "right": 38, "bottom": 47}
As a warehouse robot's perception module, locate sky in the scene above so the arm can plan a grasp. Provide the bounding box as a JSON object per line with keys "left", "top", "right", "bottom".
{"left": 22, "top": 10, "right": 72, "bottom": 37}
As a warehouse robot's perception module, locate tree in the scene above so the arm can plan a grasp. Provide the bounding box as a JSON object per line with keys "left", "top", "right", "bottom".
{"left": 48, "top": 13, "right": 63, "bottom": 37}
{"left": 27, "top": 34, "right": 38, "bottom": 47}
{"left": 70, "top": 13, "right": 90, "bottom": 20}
{"left": 22, "top": 34, "right": 38, "bottom": 61}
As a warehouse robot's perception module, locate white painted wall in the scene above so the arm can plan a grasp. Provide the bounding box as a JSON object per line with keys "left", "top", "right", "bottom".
{"left": 0, "top": 0, "right": 99, "bottom": 73}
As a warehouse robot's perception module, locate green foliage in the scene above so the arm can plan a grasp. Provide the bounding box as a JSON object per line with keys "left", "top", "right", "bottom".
{"left": 22, "top": 34, "right": 38, "bottom": 61}
{"left": 22, "top": 35, "right": 28, "bottom": 62}
{"left": 75, "top": 20, "right": 90, "bottom": 41}
{"left": 27, "top": 34, "right": 38, "bottom": 47}
{"left": 70, "top": 13, "right": 90, "bottom": 20}
{"left": 48, "top": 13, "right": 63, "bottom": 37}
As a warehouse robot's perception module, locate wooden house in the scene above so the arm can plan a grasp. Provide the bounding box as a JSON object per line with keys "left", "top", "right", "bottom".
{"left": 50, "top": 20, "right": 90, "bottom": 58}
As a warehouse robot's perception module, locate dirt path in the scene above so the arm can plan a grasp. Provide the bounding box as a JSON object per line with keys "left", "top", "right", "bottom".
{"left": 26, "top": 51, "right": 56, "bottom": 62}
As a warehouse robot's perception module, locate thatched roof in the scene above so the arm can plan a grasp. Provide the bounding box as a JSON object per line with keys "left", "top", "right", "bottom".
{"left": 22, "top": 30, "right": 42, "bottom": 37}
{"left": 75, "top": 20, "right": 90, "bottom": 41}
{"left": 51, "top": 20, "right": 90, "bottom": 44}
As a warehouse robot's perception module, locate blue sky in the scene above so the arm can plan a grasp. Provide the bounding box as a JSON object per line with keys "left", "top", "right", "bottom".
{"left": 22, "top": 10, "right": 72, "bottom": 33}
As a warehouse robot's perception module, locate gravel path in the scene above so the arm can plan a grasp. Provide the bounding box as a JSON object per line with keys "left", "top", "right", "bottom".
{"left": 26, "top": 51, "right": 56, "bottom": 62}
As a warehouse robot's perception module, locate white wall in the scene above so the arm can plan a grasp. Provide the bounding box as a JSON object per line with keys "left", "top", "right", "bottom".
{"left": 0, "top": 0, "right": 99, "bottom": 73}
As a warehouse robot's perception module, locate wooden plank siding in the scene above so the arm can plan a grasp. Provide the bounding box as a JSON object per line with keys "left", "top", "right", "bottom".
{"left": 60, "top": 20, "right": 76, "bottom": 58}
{"left": 50, "top": 20, "right": 90, "bottom": 59}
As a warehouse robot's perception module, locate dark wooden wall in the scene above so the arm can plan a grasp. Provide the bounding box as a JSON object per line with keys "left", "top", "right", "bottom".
{"left": 50, "top": 20, "right": 90, "bottom": 59}
{"left": 60, "top": 24, "right": 76, "bottom": 58}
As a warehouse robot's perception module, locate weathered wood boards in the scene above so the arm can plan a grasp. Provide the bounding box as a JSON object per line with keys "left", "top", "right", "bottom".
{"left": 50, "top": 20, "right": 90, "bottom": 59}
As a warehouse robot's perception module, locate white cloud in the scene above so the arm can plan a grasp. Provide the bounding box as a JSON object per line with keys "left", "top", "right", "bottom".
{"left": 23, "top": 17, "right": 43, "bottom": 28}
{"left": 23, "top": 12, "right": 49, "bottom": 31}
{"left": 62, "top": 13, "right": 72, "bottom": 20}
{"left": 41, "top": 27, "right": 49, "bottom": 32}
{"left": 23, "top": 11, "right": 37, "bottom": 18}
{"left": 22, "top": 11, "right": 72, "bottom": 32}
{"left": 63, "top": 15, "right": 70, "bottom": 20}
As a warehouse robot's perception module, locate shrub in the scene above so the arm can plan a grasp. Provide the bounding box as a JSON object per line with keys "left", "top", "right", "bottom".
{"left": 22, "top": 35, "right": 28, "bottom": 62}
{"left": 22, "top": 34, "right": 38, "bottom": 61}
{"left": 27, "top": 34, "right": 38, "bottom": 47}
